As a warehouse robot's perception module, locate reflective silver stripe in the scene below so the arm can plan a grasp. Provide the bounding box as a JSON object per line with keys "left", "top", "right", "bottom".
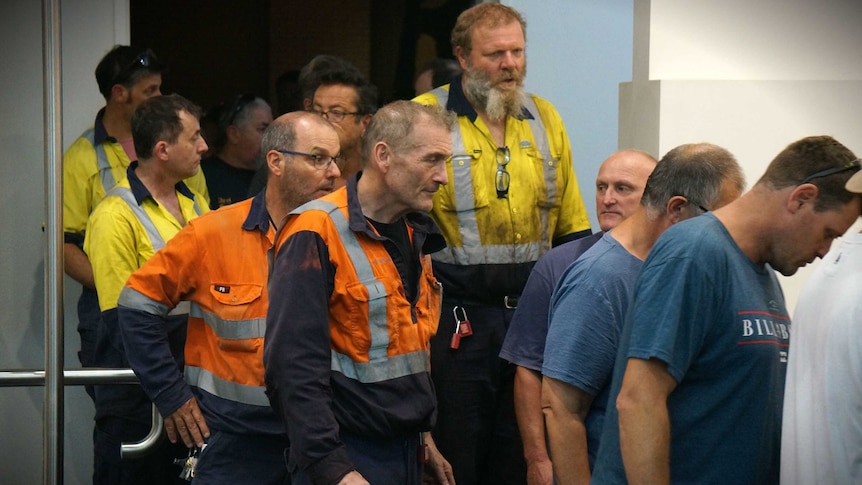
{"left": 522, "top": 94, "right": 556, "bottom": 248}
{"left": 430, "top": 87, "right": 483, "bottom": 254}
{"left": 292, "top": 200, "right": 390, "bottom": 361}
{"left": 84, "top": 128, "right": 117, "bottom": 193}
{"left": 331, "top": 349, "right": 429, "bottom": 383}
{"left": 117, "top": 287, "right": 189, "bottom": 317}
{"left": 195, "top": 304, "right": 265, "bottom": 340}
{"left": 107, "top": 186, "right": 205, "bottom": 252}
{"left": 118, "top": 287, "right": 171, "bottom": 316}
{"left": 168, "top": 301, "right": 190, "bottom": 316}
{"left": 107, "top": 186, "right": 166, "bottom": 251}
{"left": 184, "top": 365, "right": 269, "bottom": 407}
{"left": 432, "top": 241, "right": 546, "bottom": 265}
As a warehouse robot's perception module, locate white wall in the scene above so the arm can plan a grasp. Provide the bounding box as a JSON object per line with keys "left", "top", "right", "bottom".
{"left": 621, "top": 0, "right": 862, "bottom": 312}
{"left": 506, "top": 0, "right": 635, "bottom": 229}
{"left": 0, "top": 1, "right": 128, "bottom": 483}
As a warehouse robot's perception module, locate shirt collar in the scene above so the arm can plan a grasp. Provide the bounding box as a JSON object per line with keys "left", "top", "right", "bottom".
{"left": 445, "top": 74, "right": 535, "bottom": 122}
{"left": 126, "top": 161, "right": 196, "bottom": 206}
{"left": 345, "top": 171, "right": 446, "bottom": 254}
{"left": 242, "top": 188, "right": 272, "bottom": 233}
{"left": 93, "top": 107, "right": 113, "bottom": 145}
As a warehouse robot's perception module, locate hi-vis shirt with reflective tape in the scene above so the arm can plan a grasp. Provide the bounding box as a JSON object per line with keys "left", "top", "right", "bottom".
{"left": 429, "top": 87, "right": 557, "bottom": 265}
{"left": 291, "top": 199, "right": 431, "bottom": 384}
{"left": 84, "top": 128, "right": 119, "bottom": 194}
{"left": 118, "top": 286, "right": 269, "bottom": 407}
{"left": 108, "top": 186, "right": 202, "bottom": 317}
{"left": 186, "top": 301, "right": 269, "bottom": 407}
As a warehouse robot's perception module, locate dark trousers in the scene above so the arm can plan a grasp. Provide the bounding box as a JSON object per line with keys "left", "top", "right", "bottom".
{"left": 193, "top": 430, "right": 290, "bottom": 484}
{"left": 289, "top": 432, "right": 421, "bottom": 485}
{"left": 429, "top": 302, "right": 526, "bottom": 485}
{"left": 77, "top": 286, "right": 100, "bottom": 400}
{"left": 93, "top": 416, "right": 188, "bottom": 485}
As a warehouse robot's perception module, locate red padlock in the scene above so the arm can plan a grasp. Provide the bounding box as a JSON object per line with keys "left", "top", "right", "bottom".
{"left": 450, "top": 331, "right": 461, "bottom": 349}
{"left": 454, "top": 306, "right": 473, "bottom": 337}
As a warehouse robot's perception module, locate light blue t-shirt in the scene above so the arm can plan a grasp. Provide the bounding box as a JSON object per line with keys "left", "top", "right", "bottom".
{"left": 543, "top": 231, "right": 642, "bottom": 469}
{"left": 592, "top": 214, "right": 789, "bottom": 484}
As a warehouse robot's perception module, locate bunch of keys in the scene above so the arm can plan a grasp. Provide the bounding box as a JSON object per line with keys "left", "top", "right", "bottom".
{"left": 450, "top": 306, "right": 473, "bottom": 349}
{"left": 174, "top": 444, "right": 206, "bottom": 481}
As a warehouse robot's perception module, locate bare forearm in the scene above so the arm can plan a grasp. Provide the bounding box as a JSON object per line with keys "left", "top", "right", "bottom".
{"left": 618, "top": 397, "right": 670, "bottom": 485}
{"left": 516, "top": 367, "right": 553, "bottom": 485}
{"left": 542, "top": 377, "right": 591, "bottom": 485}
{"left": 64, "top": 242, "right": 94, "bottom": 289}
{"left": 515, "top": 367, "right": 550, "bottom": 463}
{"left": 616, "top": 359, "right": 675, "bottom": 485}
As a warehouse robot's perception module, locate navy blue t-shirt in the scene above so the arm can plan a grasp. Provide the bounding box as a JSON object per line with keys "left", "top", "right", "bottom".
{"left": 592, "top": 214, "right": 788, "bottom": 484}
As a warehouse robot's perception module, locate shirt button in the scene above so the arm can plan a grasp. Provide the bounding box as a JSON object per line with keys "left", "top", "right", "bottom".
{"left": 515, "top": 233, "right": 522, "bottom": 240}
{"left": 458, "top": 160, "right": 465, "bottom": 166}
{"left": 231, "top": 296, "right": 237, "bottom": 302}
{"left": 512, "top": 207, "right": 518, "bottom": 214}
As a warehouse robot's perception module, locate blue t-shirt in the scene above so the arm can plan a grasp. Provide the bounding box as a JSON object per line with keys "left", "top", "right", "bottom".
{"left": 592, "top": 214, "right": 789, "bottom": 485}
{"left": 542, "top": 231, "right": 642, "bottom": 469}
{"left": 500, "top": 232, "right": 603, "bottom": 371}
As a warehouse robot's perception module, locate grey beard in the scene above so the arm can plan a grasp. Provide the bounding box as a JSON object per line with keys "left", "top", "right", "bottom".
{"left": 463, "top": 70, "right": 526, "bottom": 122}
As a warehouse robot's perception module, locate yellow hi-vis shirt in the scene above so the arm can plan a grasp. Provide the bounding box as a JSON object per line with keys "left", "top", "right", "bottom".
{"left": 84, "top": 165, "right": 208, "bottom": 311}
{"left": 63, "top": 110, "right": 209, "bottom": 242}
{"left": 413, "top": 83, "right": 591, "bottom": 267}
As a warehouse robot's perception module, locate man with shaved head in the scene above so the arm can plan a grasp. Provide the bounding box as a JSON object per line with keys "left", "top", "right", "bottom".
{"left": 499, "top": 149, "right": 657, "bottom": 485}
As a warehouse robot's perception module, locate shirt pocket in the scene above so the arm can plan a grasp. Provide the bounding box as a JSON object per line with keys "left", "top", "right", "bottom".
{"left": 209, "top": 283, "right": 264, "bottom": 353}
{"left": 436, "top": 154, "right": 491, "bottom": 213}
{"left": 525, "top": 146, "right": 561, "bottom": 209}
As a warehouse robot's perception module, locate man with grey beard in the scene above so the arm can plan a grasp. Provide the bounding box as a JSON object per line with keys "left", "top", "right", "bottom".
{"left": 414, "top": 4, "right": 591, "bottom": 485}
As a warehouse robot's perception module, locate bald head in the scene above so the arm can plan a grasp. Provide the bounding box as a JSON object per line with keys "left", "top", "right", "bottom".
{"left": 262, "top": 111, "right": 341, "bottom": 211}
{"left": 595, "top": 150, "right": 658, "bottom": 231}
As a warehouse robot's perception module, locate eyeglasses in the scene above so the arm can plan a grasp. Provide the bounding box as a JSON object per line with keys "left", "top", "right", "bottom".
{"left": 798, "top": 158, "right": 861, "bottom": 185}
{"left": 277, "top": 149, "right": 342, "bottom": 171}
{"left": 113, "top": 48, "right": 159, "bottom": 86}
{"left": 225, "top": 93, "right": 257, "bottom": 127}
{"left": 676, "top": 195, "right": 709, "bottom": 214}
{"left": 313, "top": 109, "right": 361, "bottom": 123}
{"left": 495, "top": 146, "right": 511, "bottom": 199}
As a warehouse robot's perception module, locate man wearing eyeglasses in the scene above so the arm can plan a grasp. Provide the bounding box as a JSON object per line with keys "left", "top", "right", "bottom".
{"left": 413, "top": 4, "right": 591, "bottom": 484}
{"left": 63, "top": 45, "right": 209, "bottom": 398}
{"left": 200, "top": 93, "right": 273, "bottom": 209}
{"left": 116, "top": 111, "right": 340, "bottom": 484}
{"left": 542, "top": 143, "right": 744, "bottom": 485}
{"left": 265, "top": 101, "right": 457, "bottom": 485}
{"left": 311, "top": 61, "right": 378, "bottom": 187}
{"left": 591, "top": 136, "right": 862, "bottom": 485}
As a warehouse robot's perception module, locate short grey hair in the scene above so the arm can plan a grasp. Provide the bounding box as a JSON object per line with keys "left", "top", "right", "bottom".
{"left": 641, "top": 143, "right": 745, "bottom": 214}
{"left": 361, "top": 101, "right": 456, "bottom": 163}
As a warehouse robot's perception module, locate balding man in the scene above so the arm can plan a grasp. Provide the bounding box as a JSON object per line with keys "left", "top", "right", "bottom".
{"left": 117, "top": 111, "right": 341, "bottom": 483}
{"left": 499, "top": 149, "right": 657, "bottom": 485}
{"left": 542, "top": 143, "right": 744, "bottom": 484}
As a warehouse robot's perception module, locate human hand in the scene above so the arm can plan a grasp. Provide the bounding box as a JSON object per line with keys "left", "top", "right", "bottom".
{"left": 526, "top": 457, "right": 553, "bottom": 485}
{"left": 422, "top": 433, "right": 456, "bottom": 485}
{"left": 337, "top": 470, "right": 370, "bottom": 485}
{"left": 163, "top": 397, "right": 209, "bottom": 448}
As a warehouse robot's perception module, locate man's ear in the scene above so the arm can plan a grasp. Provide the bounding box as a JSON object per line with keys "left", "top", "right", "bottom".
{"left": 110, "top": 84, "right": 128, "bottom": 103}
{"left": 359, "top": 114, "right": 372, "bottom": 135}
{"left": 266, "top": 150, "right": 283, "bottom": 177}
{"left": 225, "top": 124, "right": 241, "bottom": 144}
{"left": 454, "top": 46, "right": 469, "bottom": 71}
{"left": 373, "top": 142, "right": 391, "bottom": 172}
{"left": 666, "top": 195, "right": 689, "bottom": 224}
{"left": 787, "top": 184, "right": 819, "bottom": 213}
{"left": 154, "top": 141, "right": 169, "bottom": 161}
